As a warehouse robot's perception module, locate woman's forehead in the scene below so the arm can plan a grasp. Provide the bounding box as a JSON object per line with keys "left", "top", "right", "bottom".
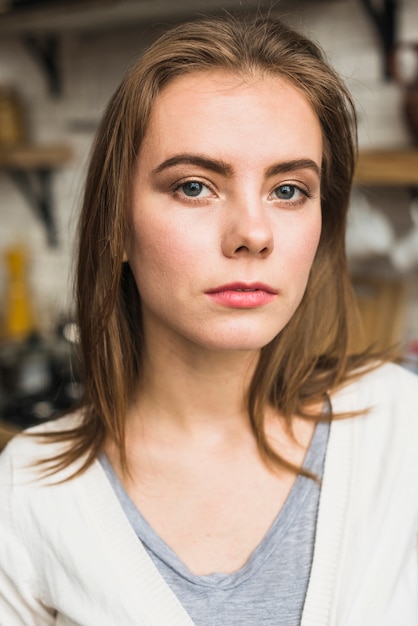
{"left": 139, "top": 69, "right": 322, "bottom": 170}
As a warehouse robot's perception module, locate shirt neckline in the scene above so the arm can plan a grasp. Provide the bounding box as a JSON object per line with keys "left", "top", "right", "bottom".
{"left": 99, "top": 419, "right": 330, "bottom": 590}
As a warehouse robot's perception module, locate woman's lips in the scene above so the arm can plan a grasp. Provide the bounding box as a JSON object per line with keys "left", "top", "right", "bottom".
{"left": 205, "top": 283, "right": 278, "bottom": 308}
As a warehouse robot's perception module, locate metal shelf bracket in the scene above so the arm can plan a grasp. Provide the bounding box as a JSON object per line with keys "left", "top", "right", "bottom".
{"left": 8, "top": 168, "right": 58, "bottom": 245}
{"left": 22, "top": 33, "right": 61, "bottom": 96}
{"left": 360, "top": 0, "right": 398, "bottom": 79}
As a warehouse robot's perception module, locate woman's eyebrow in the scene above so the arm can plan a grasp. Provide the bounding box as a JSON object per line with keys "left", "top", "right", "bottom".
{"left": 266, "top": 159, "right": 322, "bottom": 180}
{"left": 152, "top": 154, "right": 233, "bottom": 176}
{"left": 152, "top": 154, "right": 321, "bottom": 181}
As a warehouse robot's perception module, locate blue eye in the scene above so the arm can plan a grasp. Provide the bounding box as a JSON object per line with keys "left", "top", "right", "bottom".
{"left": 181, "top": 181, "right": 206, "bottom": 197}
{"left": 274, "top": 184, "right": 298, "bottom": 200}
{"left": 173, "top": 179, "right": 214, "bottom": 202}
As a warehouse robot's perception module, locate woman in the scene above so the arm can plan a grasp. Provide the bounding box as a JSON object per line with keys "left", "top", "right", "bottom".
{"left": 0, "top": 14, "right": 416, "bottom": 626}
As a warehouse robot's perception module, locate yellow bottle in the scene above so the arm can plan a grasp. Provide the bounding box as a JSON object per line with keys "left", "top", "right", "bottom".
{"left": 2, "top": 245, "right": 37, "bottom": 341}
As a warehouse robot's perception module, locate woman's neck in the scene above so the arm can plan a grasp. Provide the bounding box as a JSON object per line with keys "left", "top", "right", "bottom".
{"left": 127, "top": 335, "right": 260, "bottom": 440}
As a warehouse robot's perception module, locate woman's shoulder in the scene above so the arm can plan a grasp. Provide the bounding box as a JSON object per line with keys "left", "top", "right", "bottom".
{"left": 330, "top": 361, "right": 418, "bottom": 469}
{"left": 358, "top": 359, "right": 417, "bottom": 387}
{"left": 0, "top": 412, "right": 85, "bottom": 486}
{"left": 0, "top": 411, "right": 103, "bottom": 550}
{"left": 332, "top": 360, "right": 417, "bottom": 410}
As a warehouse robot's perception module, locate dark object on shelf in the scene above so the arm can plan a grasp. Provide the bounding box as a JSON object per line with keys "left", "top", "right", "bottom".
{"left": 0, "top": 327, "right": 83, "bottom": 430}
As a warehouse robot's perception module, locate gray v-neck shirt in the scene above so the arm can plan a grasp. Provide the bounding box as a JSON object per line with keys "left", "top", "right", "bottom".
{"left": 100, "top": 419, "right": 329, "bottom": 626}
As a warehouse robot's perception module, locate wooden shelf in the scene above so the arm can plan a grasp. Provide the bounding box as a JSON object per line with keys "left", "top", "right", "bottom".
{"left": 355, "top": 149, "right": 418, "bottom": 186}
{"left": 0, "top": 144, "right": 72, "bottom": 170}
{"left": 0, "top": 0, "right": 341, "bottom": 34}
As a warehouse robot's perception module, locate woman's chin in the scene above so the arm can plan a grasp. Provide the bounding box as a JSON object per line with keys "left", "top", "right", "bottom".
{"left": 184, "top": 327, "right": 282, "bottom": 354}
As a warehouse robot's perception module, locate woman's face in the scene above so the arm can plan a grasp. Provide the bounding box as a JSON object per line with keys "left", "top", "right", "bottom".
{"left": 127, "top": 70, "right": 322, "bottom": 354}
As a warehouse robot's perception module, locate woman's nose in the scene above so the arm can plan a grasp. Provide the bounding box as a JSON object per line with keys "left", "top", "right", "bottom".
{"left": 221, "top": 195, "right": 274, "bottom": 258}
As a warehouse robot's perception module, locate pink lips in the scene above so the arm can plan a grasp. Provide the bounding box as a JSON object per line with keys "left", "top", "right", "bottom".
{"left": 205, "top": 282, "right": 278, "bottom": 308}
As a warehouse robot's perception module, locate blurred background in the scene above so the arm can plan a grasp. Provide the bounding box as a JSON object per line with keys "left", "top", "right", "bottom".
{"left": 0, "top": 0, "right": 417, "bottom": 442}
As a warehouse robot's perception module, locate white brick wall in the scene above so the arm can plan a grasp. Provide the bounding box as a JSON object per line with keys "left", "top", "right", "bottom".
{"left": 0, "top": 0, "right": 417, "bottom": 339}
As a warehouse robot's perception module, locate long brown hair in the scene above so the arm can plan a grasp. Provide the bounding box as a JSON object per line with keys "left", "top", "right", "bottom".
{"left": 39, "top": 14, "right": 373, "bottom": 477}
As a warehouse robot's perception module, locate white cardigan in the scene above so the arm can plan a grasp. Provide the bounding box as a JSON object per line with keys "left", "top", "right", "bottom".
{"left": 0, "top": 362, "right": 417, "bottom": 626}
